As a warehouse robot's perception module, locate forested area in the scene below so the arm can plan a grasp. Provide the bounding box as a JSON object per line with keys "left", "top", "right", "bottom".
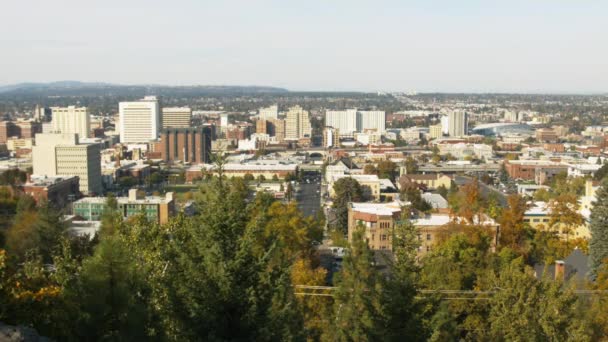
{"left": 1, "top": 172, "right": 608, "bottom": 341}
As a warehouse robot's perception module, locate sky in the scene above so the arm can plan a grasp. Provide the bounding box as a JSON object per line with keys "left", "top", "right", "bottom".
{"left": 1, "top": 0, "right": 607, "bottom": 93}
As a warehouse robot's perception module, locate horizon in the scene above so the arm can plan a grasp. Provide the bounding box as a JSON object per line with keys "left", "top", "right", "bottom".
{"left": 1, "top": 1, "right": 607, "bottom": 93}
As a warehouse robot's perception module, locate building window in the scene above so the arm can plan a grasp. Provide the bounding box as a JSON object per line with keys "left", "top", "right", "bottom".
{"left": 371, "top": 234, "right": 375, "bottom": 241}
{"left": 426, "top": 234, "right": 431, "bottom": 241}
{"left": 417, "top": 233, "right": 421, "bottom": 241}
{"left": 381, "top": 235, "right": 387, "bottom": 241}
{"left": 533, "top": 219, "right": 540, "bottom": 223}
{"left": 426, "top": 246, "right": 431, "bottom": 252}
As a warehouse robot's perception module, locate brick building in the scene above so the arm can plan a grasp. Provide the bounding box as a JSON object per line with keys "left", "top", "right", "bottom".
{"left": 19, "top": 175, "right": 80, "bottom": 209}
{"left": 505, "top": 160, "right": 568, "bottom": 184}
{"left": 156, "top": 127, "right": 213, "bottom": 164}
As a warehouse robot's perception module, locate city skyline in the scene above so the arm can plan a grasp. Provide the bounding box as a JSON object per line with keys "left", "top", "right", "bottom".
{"left": 1, "top": 0, "right": 607, "bottom": 93}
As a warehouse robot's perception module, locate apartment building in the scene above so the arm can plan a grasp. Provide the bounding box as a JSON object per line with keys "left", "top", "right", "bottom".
{"left": 119, "top": 96, "right": 161, "bottom": 143}
{"left": 51, "top": 106, "right": 91, "bottom": 139}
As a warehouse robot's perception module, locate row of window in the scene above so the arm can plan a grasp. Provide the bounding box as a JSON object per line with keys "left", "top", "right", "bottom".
{"left": 523, "top": 218, "right": 550, "bottom": 223}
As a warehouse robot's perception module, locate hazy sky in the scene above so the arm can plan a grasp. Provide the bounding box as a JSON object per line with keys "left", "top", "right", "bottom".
{"left": 1, "top": 0, "right": 607, "bottom": 93}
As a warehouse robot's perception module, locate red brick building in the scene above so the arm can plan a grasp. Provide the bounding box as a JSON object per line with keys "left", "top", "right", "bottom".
{"left": 157, "top": 127, "right": 213, "bottom": 164}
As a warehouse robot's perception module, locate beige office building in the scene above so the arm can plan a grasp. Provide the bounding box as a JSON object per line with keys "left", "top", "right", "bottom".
{"left": 33, "top": 133, "right": 102, "bottom": 195}
{"left": 162, "top": 107, "right": 191, "bottom": 128}
{"left": 285, "top": 105, "right": 312, "bottom": 140}
{"left": 429, "top": 124, "right": 443, "bottom": 139}
{"left": 51, "top": 106, "right": 91, "bottom": 139}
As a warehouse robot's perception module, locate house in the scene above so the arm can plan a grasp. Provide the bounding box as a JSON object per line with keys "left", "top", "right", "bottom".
{"left": 534, "top": 248, "right": 589, "bottom": 285}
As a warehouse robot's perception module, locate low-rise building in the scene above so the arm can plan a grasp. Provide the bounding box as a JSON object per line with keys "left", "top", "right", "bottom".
{"left": 505, "top": 160, "right": 568, "bottom": 184}
{"left": 185, "top": 160, "right": 298, "bottom": 182}
{"left": 73, "top": 189, "right": 175, "bottom": 224}
{"left": 398, "top": 173, "right": 452, "bottom": 190}
{"left": 14, "top": 175, "right": 80, "bottom": 209}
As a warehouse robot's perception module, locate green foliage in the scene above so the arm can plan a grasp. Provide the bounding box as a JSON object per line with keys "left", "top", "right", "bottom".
{"left": 327, "top": 227, "right": 383, "bottom": 341}
{"left": 590, "top": 181, "right": 608, "bottom": 276}
{"left": 331, "top": 177, "right": 364, "bottom": 234}
{"left": 0, "top": 169, "right": 28, "bottom": 185}
{"left": 405, "top": 156, "right": 419, "bottom": 174}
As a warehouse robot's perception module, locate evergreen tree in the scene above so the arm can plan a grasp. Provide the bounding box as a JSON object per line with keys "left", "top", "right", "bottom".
{"left": 331, "top": 177, "right": 364, "bottom": 234}
{"left": 589, "top": 181, "right": 608, "bottom": 276}
{"left": 380, "top": 218, "right": 428, "bottom": 341}
{"left": 328, "top": 227, "right": 382, "bottom": 341}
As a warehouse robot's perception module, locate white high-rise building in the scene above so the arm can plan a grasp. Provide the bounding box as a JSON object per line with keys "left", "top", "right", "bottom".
{"left": 32, "top": 133, "right": 102, "bottom": 195}
{"left": 285, "top": 105, "right": 312, "bottom": 140}
{"left": 119, "top": 96, "right": 160, "bottom": 143}
{"left": 325, "top": 109, "right": 385, "bottom": 136}
{"left": 448, "top": 111, "right": 468, "bottom": 137}
{"left": 50, "top": 106, "right": 90, "bottom": 139}
{"left": 441, "top": 115, "right": 449, "bottom": 134}
{"left": 259, "top": 105, "right": 278, "bottom": 120}
{"left": 325, "top": 109, "right": 358, "bottom": 136}
{"left": 504, "top": 111, "right": 520, "bottom": 123}
{"left": 357, "top": 110, "right": 386, "bottom": 133}
{"left": 162, "top": 107, "right": 191, "bottom": 128}
{"left": 220, "top": 113, "right": 229, "bottom": 128}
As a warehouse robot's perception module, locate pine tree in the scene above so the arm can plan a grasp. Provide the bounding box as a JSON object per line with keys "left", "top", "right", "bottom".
{"left": 331, "top": 177, "right": 363, "bottom": 234}
{"left": 589, "top": 181, "right": 608, "bottom": 276}
{"left": 328, "top": 227, "right": 383, "bottom": 341}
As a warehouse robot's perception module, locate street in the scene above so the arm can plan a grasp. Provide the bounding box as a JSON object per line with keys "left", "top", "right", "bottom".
{"left": 295, "top": 175, "right": 322, "bottom": 218}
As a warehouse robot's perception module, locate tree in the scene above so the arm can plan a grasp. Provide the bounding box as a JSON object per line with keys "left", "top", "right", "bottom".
{"left": 594, "top": 162, "right": 608, "bottom": 181}
{"left": 377, "top": 160, "right": 397, "bottom": 182}
{"left": 291, "top": 258, "right": 330, "bottom": 340}
{"left": 66, "top": 236, "right": 154, "bottom": 340}
{"left": 589, "top": 181, "right": 608, "bottom": 276}
{"left": 327, "top": 227, "right": 383, "bottom": 341}
{"left": 499, "top": 194, "right": 528, "bottom": 250}
{"left": 488, "top": 259, "right": 590, "bottom": 341}
{"left": 331, "top": 178, "right": 364, "bottom": 234}
{"left": 404, "top": 156, "right": 418, "bottom": 174}
{"left": 118, "top": 176, "right": 137, "bottom": 188}
{"left": 380, "top": 218, "right": 428, "bottom": 341}
{"left": 363, "top": 164, "right": 377, "bottom": 175}
{"left": 548, "top": 193, "right": 584, "bottom": 242}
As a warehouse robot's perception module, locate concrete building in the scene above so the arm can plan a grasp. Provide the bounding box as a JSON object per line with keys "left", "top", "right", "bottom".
{"left": 399, "top": 174, "right": 452, "bottom": 190}
{"left": 119, "top": 96, "right": 160, "bottom": 143}
{"left": 437, "top": 143, "right": 493, "bottom": 160}
{"left": 285, "top": 105, "right": 312, "bottom": 140}
{"left": 32, "top": 133, "right": 102, "bottom": 195}
{"left": 505, "top": 160, "right": 568, "bottom": 184}
{"left": 268, "top": 118, "right": 286, "bottom": 142}
{"left": 323, "top": 127, "right": 340, "bottom": 148}
{"left": 73, "top": 189, "right": 175, "bottom": 224}
{"left": 504, "top": 111, "right": 520, "bottom": 122}
{"left": 155, "top": 127, "right": 212, "bottom": 164}
{"left": 429, "top": 124, "right": 443, "bottom": 139}
{"left": 220, "top": 113, "right": 229, "bottom": 128}
{"left": 448, "top": 111, "right": 468, "bottom": 137}
{"left": 259, "top": 104, "right": 278, "bottom": 120}
{"left": 161, "top": 107, "right": 191, "bottom": 128}
{"left": 185, "top": 160, "right": 298, "bottom": 181}
{"left": 536, "top": 128, "right": 558, "bottom": 143}
{"left": 325, "top": 109, "right": 386, "bottom": 136}
{"left": 51, "top": 106, "right": 91, "bottom": 139}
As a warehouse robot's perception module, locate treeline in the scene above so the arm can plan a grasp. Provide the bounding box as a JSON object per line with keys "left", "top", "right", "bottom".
{"left": 1, "top": 175, "right": 608, "bottom": 340}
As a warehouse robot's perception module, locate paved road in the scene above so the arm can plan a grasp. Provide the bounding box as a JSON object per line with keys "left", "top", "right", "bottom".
{"left": 454, "top": 175, "right": 508, "bottom": 207}
{"left": 295, "top": 180, "right": 322, "bottom": 218}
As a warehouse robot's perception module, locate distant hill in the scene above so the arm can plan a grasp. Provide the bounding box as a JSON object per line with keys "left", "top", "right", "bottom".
{"left": 0, "top": 81, "right": 289, "bottom": 96}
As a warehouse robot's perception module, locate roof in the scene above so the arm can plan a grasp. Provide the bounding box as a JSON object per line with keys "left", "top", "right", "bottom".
{"left": 350, "top": 201, "right": 407, "bottom": 216}
{"left": 421, "top": 193, "right": 449, "bottom": 209}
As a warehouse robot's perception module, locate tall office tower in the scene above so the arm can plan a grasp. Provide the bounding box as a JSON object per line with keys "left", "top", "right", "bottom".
{"left": 285, "top": 106, "right": 312, "bottom": 140}
{"left": 448, "top": 111, "right": 468, "bottom": 137}
{"left": 259, "top": 105, "right": 278, "bottom": 120}
{"left": 119, "top": 96, "right": 160, "bottom": 143}
{"left": 15, "top": 121, "right": 41, "bottom": 139}
{"left": 51, "top": 106, "right": 91, "bottom": 139}
{"left": 357, "top": 110, "right": 386, "bottom": 133}
{"left": 256, "top": 119, "right": 268, "bottom": 134}
{"left": 429, "top": 124, "right": 443, "bottom": 139}
{"left": 268, "top": 118, "right": 285, "bottom": 142}
{"left": 32, "top": 133, "right": 102, "bottom": 195}
{"left": 162, "top": 107, "right": 192, "bottom": 128}
{"left": 158, "top": 127, "right": 212, "bottom": 164}
{"left": 323, "top": 127, "right": 340, "bottom": 148}
{"left": 325, "top": 109, "right": 358, "bottom": 136}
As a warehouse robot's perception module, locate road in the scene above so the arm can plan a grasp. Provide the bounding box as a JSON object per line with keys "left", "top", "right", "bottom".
{"left": 295, "top": 178, "right": 322, "bottom": 218}
{"left": 454, "top": 175, "right": 508, "bottom": 207}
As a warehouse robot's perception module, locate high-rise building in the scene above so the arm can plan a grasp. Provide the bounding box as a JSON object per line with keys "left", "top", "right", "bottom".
{"left": 448, "top": 111, "right": 468, "bottom": 137}
{"left": 325, "top": 109, "right": 385, "bottom": 136}
{"left": 504, "top": 111, "right": 520, "bottom": 123}
{"left": 259, "top": 105, "right": 278, "bottom": 120}
{"left": 325, "top": 109, "right": 357, "bottom": 136}
{"left": 0, "top": 121, "right": 17, "bottom": 143}
{"left": 357, "top": 111, "right": 386, "bottom": 133}
{"left": 34, "top": 105, "right": 52, "bottom": 122}
{"left": 51, "top": 106, "right": 91, "bottom": 139}
{"left": 32, "top": 133, "right": 102, "bottom": 195}
{"left": 323, "top": 127, "right": 340, "bottom": 148}
{"left": 156, "top": 127, "right": 213, "bottom": 164}
{"left": 429, "top": 124, "right": 443, "bottom": 139}
{"left": 119, "top": 96, "right": 160, "bottom": 143}
{"left": 268, "top": 118, "right": 286, "bottom": 142}
{"left": 15, "top": 121, "right": 41, "bottom": 139}
{"left": 220, "top": 113, "right": 229, "bottom": 128}
{"left": 285, "top": 106, "right": 312, "bottom": 140}
{"left": 256, "top": 119, "right": 268, "bottom": 134}
{"left": 162, "top": 107, "right": 191, "bottom": 128}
